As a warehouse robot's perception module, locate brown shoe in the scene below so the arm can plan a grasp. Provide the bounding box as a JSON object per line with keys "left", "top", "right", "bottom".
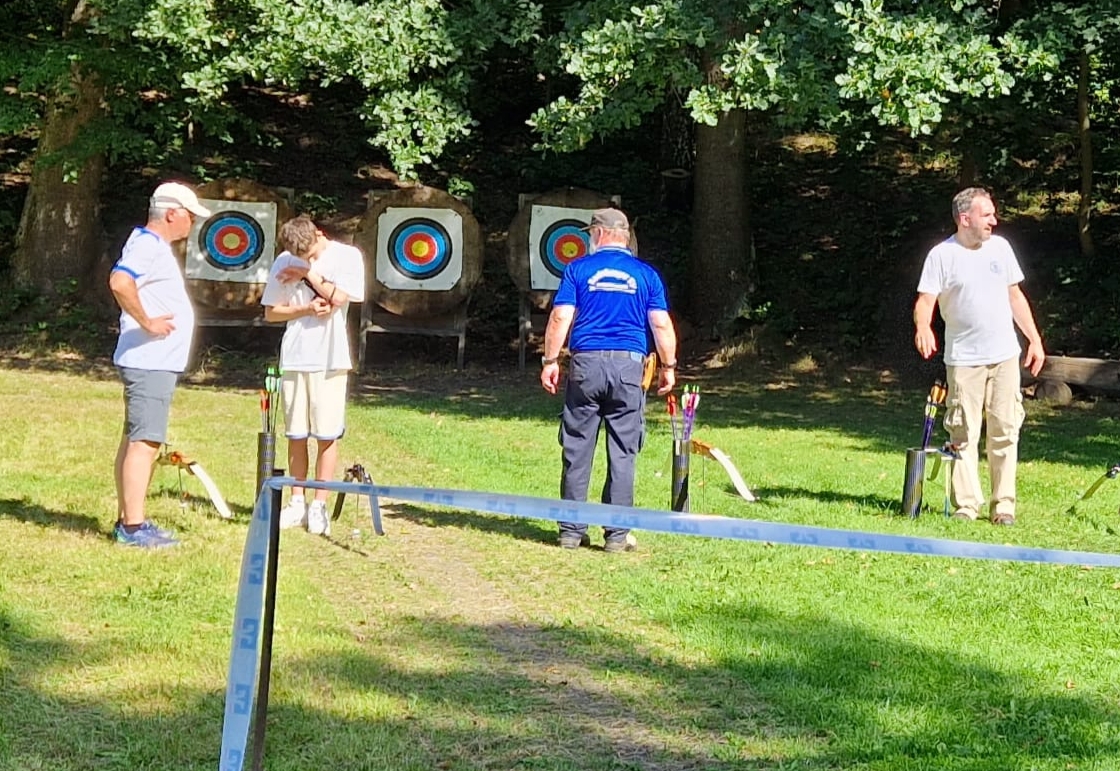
{"left": 991, "top": 513, "right": 1015, "bottom": 526}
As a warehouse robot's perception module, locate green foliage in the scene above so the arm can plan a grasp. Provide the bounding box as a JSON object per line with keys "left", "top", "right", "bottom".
{"left": 834, "top": 1, "right": 1016, "bottom": 136}
{"left": 530, "top": 0, "right": 849, "bottom": 150}
{"left": 2, "top": 0, "right": 545, "bottom": 179}
{"left": 291, "top": 190, "right": 340, "bottom": 220}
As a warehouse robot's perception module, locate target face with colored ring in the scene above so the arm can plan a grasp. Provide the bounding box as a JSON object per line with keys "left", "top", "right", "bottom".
{"left": 539, "top": 219, "right": 590, "bottom": 278}
{"left": 387, "top": 218, "right": 453, "bottom": 280}
{"left": 527, "top": 205, "right": 599, "bottom": 291}
{"left": 375, "top": 207, "right": 464, "bottom": 290}
{"left": 186, "top": 200, "right": 278, "bottom": 283}
{"left": 198, "top": 212, "right": 266, "bottom": 271}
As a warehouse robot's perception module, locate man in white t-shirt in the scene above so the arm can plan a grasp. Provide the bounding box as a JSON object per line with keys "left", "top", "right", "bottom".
{"left": 914, "top": 187, "right": 1045, "bottom": 525}
{"left": 109, "top": 181, "right": 211, "bottom": 548}
{"left": 261, "top": 216, "right": 365, "bottom": 536}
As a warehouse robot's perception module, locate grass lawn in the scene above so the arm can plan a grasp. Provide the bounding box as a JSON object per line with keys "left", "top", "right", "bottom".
{"left": 2, "top": 361, "right": 1120, "bottom": 771}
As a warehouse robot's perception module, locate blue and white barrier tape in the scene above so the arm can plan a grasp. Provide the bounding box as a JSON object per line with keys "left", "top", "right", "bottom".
{"left": 271, "top": 477, "right": 1120, "bottom": 567}
{"left": 220, "top": 478, "right": 1120, "bottom": 770}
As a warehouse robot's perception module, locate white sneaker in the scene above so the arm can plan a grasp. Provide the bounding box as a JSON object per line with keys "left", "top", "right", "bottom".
{"left": 307, "top": 499, "right": 330, "bottom": 537}
{"left": 279, "top": 497, "right": 307, "bottom": 529}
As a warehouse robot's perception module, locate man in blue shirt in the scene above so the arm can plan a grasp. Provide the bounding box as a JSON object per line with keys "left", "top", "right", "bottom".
{"left": 540, "top": 208, "right": 677, "bottom": 552}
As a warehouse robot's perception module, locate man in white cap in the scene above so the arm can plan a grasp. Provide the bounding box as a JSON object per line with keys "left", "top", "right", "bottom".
{"left": 108, "top": 181, "right": 211, "bottom": 548}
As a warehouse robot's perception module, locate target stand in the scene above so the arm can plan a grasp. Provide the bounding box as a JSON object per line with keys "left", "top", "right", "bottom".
{"left": 353, "top": 190, "right": 482, "bottom": 370}
{"left": 358, "top": 303, "right": 469, "bottom": 371}
{"left": 517, "top": 295, "right": 549, "bottom": 371}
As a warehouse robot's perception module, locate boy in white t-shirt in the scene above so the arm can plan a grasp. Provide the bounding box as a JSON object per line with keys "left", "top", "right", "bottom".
{"left": 261, "top": 216, "right": 365, "bottom": 536}
{"left": 914, "top": 188, "right": 1045, "bottom": 525}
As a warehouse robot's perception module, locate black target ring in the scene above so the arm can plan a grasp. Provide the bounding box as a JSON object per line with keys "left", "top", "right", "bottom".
{"left": 387, "top": 218, "right": 453, "bottom": 280}
{"left": 539, "top": 219, "right": 590, "bottom": 278}
{"left": 198, "top": 211, "right": 266, "bottom": 272}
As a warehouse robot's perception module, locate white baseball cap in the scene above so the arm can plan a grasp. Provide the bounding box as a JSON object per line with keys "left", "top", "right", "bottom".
{"left": 150, "top": 182, "right": 212, "bottom": 218}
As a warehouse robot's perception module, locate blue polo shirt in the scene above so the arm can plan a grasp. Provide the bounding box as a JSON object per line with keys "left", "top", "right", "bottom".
{"left": 552, "top": 246, "right": 669, "bottom": 354}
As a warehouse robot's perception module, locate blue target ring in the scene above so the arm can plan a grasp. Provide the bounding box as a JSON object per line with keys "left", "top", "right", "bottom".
{"left": 198, "top": 211, "right": 265, "bottom": 271}
{"left": 540, "top": 219, "right": 590, "bottom": 278}
{"left": 387, "top": 218, "right": 452, "bottom": 280}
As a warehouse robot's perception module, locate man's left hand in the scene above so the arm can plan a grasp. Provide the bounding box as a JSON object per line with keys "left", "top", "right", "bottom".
{"left": 656, "top": 368, "right": 675, "bottom": 396}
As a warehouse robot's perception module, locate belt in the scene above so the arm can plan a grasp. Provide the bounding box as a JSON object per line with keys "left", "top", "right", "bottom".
{"left": 573, "top": 350, "right": 645, "bottom": 362}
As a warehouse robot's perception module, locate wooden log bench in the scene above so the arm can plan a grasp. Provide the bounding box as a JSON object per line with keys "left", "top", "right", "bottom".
{"left": 1027, "top": 356, "right": 1120, "bottom": 403}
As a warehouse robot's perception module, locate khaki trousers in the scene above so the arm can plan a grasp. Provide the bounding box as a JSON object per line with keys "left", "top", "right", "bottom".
{"left": 944, "top": 357, "right": 1025, "bottom": 518}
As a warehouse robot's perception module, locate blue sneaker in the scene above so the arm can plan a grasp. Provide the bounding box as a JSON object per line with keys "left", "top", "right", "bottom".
{"left": 137, "top": 520, "right": 177, "bottom": 539}
{"left": 113, "top": 520, "right": 180, "bottom": 548}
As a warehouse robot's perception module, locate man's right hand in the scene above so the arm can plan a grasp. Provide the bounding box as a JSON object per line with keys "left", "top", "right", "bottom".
{"left": 143, "top": 314, "right": 175, "bottom": 337}
{"left": 541, "top": 362, "right": 560, "bottom": 394}
{"left": 914, "top": 326, "right": 938, "bottom": 360}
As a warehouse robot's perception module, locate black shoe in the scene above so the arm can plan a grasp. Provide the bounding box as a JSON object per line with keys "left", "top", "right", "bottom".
{"left": 603, "top": 533, "right": 638, "bottom": 553}
{"left": 559, "top": 533, "right": 591, "bottom": 549}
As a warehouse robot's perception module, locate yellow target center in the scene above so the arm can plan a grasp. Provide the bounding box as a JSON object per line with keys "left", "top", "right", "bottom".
{"left": 561, "top": 242, "right": 581, "bottom": 258}
{"left": 410, "top": 242, "right": 430, "bottom": 259}
{"left": 221, "top": 233, "right": 242, "bottom": 249}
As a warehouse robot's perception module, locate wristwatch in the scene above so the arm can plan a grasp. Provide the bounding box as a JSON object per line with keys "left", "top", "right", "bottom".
{"left": 660, "top": 361, "right": 677, "bottom": 370}
{"left": 542, "top": 356, "right": 558, "bottom": 366}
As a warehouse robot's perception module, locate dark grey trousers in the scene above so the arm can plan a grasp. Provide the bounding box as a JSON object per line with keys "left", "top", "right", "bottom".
{"left": 558, "top": 352, "right": 646, "bottom": 542}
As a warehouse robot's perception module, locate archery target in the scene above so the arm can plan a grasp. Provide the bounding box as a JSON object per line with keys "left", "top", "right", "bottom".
{"left": 375, "top": 207, "right": 463, "bottom": 290}
{"left": 186, "top": 200, "right": 278, "bottom": 283}
{"left": 528, "top": 205, "right": 595, "bottom": 290}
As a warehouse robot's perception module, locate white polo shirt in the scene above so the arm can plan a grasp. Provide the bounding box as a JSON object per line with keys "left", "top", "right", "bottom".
{"left": 261, "top": 240, "right": 365, "bottom": 372}
{"left": 917, "top": 234, "right": 1024, "bottom": 367}
{"left": 112, "top": 227, "right": 195, "bottom": 373}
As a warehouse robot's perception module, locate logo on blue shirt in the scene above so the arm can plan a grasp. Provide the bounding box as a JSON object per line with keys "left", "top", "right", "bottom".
{"left": 586, "top": 268, "right": 637, "bottom": 294}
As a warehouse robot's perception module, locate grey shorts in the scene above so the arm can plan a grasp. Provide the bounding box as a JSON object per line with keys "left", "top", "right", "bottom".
{"left": 119, "top": 367, "right": 179, "bottom": 444}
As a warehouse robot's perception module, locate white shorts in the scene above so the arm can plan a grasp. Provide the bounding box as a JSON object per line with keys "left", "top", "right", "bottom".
{"left": 281, "top": 370, "right": 348, "bottom": 440}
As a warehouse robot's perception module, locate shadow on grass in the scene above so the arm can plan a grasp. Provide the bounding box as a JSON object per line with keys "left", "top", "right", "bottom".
{"left": 4, "top": 587, "right": 1120, "bottom": 770}
{"left": 148, "top": 488, "right": 255, "bottom": 519}
{"left": 269, "top": 610, "right": 1119, "bottom": 771}
{"left": 0, "top": 608, "right": 228, "bottom": 770}
{"left": 0, "top": 497, "right": 102, "bottom": 535}
{"left": 385, "top": 501, "right": 557, "bottom": 545}
{"left": 749, "top": 485, "right": 901, "bottom": 513}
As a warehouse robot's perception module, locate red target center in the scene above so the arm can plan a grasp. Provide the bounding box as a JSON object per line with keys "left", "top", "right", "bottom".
{"left": 214, "top": 225, "right": 249, "bottom": 255}
{"left": 554, "top": 234, "right": 586, "bottom": 264}
{"left": 404, "top": 234, "right": 438, "bottom": 265}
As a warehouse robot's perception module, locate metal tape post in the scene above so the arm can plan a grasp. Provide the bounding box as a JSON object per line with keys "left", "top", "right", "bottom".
{"left": 219, "top": 486, "right": 272, "bottom": 771}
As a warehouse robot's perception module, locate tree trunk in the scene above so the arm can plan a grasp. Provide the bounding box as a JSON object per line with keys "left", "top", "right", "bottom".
{"left": 1077, "top": 48, "right": 1095, "bottom": 258}
{"left": 688, "top": 108, "right": 752, "bottom": 338}
{"left": 12, "top": 0, "right": 105, "bottom": 295}
{"left": 12, "top": 67, "right": 105, "bottom": 294}
{"left": 958, "top": 148, "right": 978, "bottom": 189}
